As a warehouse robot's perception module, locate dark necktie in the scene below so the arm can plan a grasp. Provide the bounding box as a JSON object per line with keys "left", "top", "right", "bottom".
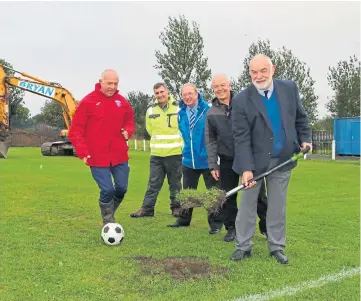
{"left": 264, "top": 90, "right": 269, "bottom": 99}
{"left": 190, "top": 108, "right": 195, "bottom": 129}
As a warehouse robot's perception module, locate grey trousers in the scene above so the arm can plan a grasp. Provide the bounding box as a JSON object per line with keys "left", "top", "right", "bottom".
{"left": 235, "top": 158, "right": 292, "bottom": 252}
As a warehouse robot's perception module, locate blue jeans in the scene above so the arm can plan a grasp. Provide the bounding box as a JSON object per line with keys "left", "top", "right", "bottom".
{"left": 90, "top": 162, "right": 130, "bottom": 203}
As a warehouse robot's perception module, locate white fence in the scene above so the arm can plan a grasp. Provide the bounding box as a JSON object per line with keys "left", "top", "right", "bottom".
{"left": 129, "top": 139, "right": 339, "bottom": 160}
{"left": 127, "top": 139, "right": 151, "bottom": 152}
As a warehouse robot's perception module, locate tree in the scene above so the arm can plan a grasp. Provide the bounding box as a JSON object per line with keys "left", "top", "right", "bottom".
{"left": 230, "top": 39, "right": 278, "bottom": 93}
{"left": 0, "top": 58, "right": 25, "bottom": 119}
{"left": 10, "top": 103, "right": 31, "bottom": 128}
{"left": 34, "top": 100, "right": 65, "bottom": 129}
{"left": 231, "top": 39, "right": 319, "bottom": 124}
{"left": 154, "top": 15, "right": 212, "bottom": 100}
{"left": 326, "top": 55, "right": 360, "bottom": 117}
{"left": 312, "top": 115, "right": 334, "bottom": 132}
{"left": 127, "top": 91, "right": 153, "bottom": 138}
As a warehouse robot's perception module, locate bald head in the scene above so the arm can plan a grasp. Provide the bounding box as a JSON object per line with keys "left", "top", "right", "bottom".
{"left": 249, "top": 54, "right": 276, "bottom": 90}
{"left": 211, "top": 73, "right": 231, "bottom": 104}
{"left": 99, "top": 69, "right": 119, "bottom": 97}
{"left": 100, "top": 69, "right": 119, "bottom": 81}
{"left": 212, "top": 73, "right": 230, "bottom": 85}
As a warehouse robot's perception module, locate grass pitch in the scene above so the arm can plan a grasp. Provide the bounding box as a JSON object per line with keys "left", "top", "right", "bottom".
{"left": 0, "top": 148, "right": 359, "bottom": 301}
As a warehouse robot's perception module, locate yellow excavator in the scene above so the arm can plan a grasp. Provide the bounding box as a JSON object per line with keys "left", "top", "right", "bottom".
{"left": 0, "top": 64, "right": 78, "bottom": 158}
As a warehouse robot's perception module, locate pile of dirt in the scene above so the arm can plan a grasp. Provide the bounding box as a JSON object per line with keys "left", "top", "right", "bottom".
{"left": 133, "top": 256, "right": 229, "bottom": 281}
{"left": 10, "top": 131, "right": 55, "bottom": 147}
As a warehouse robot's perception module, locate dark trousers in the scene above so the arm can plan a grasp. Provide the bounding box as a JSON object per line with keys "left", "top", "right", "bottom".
{"left": 141, "top": 155, "right": 182, "bottom": 213}
{"left": 215, "top": 158, "right": 268, "bottom": 232}
{"left": 177, "top": 165, "right": 222, "bottom": 229}
{"left": 90, "top": 161, "right": 130, "bottom": 203}
{"left": 217, "top": 158, "right": 239, "bottom": 230}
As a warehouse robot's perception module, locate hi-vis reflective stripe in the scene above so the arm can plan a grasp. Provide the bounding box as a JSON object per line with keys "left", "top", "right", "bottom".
{"left": 152, "top": 134, "right": 181, "bottom": 140}
{"left": 150, "top": 142, "right": 183, "bottom": 148}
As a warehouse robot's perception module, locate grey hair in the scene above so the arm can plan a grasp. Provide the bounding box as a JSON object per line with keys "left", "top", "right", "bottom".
{"left": 181, "top": 83, "right": 198, "bottom": 94}
{"left": 249, "top": 54, "right": 273, "bottom": 68}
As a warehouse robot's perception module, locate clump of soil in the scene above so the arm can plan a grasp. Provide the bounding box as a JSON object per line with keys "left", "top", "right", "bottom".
{"left": 176, "top": 188, "right": 227, "bottom": 215}
{"left": 133, "top": 256, "right": 229, "bottom": 281}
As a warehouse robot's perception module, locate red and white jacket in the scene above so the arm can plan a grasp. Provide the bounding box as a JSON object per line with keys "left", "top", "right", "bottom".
{"left": 69, "top": 83, "right": 135, "bottom": 167}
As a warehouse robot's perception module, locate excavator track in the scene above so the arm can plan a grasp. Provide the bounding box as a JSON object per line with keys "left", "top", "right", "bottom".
{"left": 41, "top": 141, "right": 75, "bottom": 156}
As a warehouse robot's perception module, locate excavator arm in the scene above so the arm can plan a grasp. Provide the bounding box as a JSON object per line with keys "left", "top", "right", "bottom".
{"left": 0, "top": 64, "right": 79, "bottom": 158}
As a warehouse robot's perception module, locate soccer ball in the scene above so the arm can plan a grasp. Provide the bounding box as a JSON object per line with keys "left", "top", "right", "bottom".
{"left": 101, "top": 223, "right": 125, "bottom": 246}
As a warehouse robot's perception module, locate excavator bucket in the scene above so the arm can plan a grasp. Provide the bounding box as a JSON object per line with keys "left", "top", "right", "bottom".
{"left": 0, "top": 132, "right": 11, "bottom": 159}
{"left": 0, "top": 141, "right": 10, "bottom": 158}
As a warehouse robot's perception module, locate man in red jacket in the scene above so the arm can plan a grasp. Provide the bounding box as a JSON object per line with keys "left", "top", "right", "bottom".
{"left": 69, "top": 69, "right": 135, "bottom": 226}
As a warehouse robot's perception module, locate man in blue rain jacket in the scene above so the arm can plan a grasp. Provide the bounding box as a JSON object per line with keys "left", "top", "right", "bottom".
{"left": 167, "top": 83, "right": 223, "bottom": 234}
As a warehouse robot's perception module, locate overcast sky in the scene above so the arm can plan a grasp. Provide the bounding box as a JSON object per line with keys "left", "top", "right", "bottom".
{"left": 1, "top": 1, "right": 359, "bottom": 118}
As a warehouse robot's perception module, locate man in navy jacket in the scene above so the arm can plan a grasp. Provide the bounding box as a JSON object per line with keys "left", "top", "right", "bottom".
{"left": 230, "top": 54, "right": 312, "bottom": 264}
{"left": 167, "top": 83, "right": 222, "bottom": 233}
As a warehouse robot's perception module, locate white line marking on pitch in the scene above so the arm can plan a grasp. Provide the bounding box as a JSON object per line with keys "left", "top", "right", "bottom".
{"left": 231, "top": 267, "right": 360, "bottom": 301}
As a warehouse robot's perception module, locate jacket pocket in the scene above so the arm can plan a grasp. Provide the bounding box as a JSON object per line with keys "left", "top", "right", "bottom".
{"left": 167, "top": 113, "right": 179, "bottom": 128}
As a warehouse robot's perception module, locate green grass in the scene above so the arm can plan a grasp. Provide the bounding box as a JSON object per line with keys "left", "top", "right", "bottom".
{"left": 0, "top": 148, "right": 359, "bottom": 301}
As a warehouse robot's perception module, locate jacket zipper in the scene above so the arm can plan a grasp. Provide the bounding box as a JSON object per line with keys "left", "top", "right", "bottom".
{"left": 109, "top": 100, "right": 112, "bottom": 165}
{"left": 190, "top": 107, "right": 207, "bottom": 169}
{"left": 190, "top": 131, "right": 195, "bottom": 169}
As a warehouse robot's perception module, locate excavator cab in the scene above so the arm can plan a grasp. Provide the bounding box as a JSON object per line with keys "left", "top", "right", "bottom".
{"left": 0, "top": 64, "right": 79, "bottom": 158}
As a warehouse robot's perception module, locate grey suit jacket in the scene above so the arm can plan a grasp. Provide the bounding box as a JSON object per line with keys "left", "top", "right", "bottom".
{"left": 231, "top": 79, "right": 311, "bottom": 176}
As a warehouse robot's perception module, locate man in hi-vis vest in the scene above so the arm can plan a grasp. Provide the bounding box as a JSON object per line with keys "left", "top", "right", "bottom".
{"left": 130, "top": 82, "right": 183, "bottom": 218}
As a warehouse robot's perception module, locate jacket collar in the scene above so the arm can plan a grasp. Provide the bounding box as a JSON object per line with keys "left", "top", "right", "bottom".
{"left": 248, "top": 80, "right": 288, "bottom": 131}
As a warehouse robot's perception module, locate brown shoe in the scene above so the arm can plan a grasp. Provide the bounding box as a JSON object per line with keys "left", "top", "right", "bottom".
{"left": 130, "top": 209, "right": 154, "bottom": 218}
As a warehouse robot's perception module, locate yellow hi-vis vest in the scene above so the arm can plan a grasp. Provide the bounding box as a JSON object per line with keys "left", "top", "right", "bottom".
{"left": 145, "top": 98, "right": 183, "bottom": 157}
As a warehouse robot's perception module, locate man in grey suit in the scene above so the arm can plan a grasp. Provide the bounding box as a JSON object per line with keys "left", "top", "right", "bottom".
{"left": 230, "top": 54, "right": 312, "bottom": 264}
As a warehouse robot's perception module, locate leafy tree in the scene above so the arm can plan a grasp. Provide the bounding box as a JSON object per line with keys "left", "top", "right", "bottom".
{"left": 127, "top": 91, "right": 153, "bottom": 138}
{"left": 10, "top": 103, "right": 31, "bottom": 128}
{"left": 34, "top": 100, "right": 65, "bottom": 129}
{"left": 231, "top": 39, "right": 319, "bottom": 124}
{"left": 326, "top": 55, "right": 360, "bottom": 117}
{"left": 231, "top": 39, "right": 277, "bottom": 93}
{"left": 154, "top": 15, "right": 212, "bottom": 100}
{"left": 0, "top": 58, "right": 26, "bottom": 121}
{"left": 312, "top": 115, "right": 334, "bottom": 132}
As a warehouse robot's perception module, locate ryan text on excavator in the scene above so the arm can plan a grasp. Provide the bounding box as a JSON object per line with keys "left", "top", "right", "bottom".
{"left": 0, "top": 64, "right": 78, "bottom": 158}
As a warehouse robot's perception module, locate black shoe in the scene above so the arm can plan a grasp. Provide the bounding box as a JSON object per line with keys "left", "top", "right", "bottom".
{"left": 167, "top": 221, "right": 190, "bottom": 228}
{"left": 229, "top": 250, "right": 251, "bottom": 261}
{"left": 260, "top": 230, "right": 268, "bottom": 238}
{"left": 270, "top": 250, "right": 289, "bottom": 264}
{"left": 224, "top": 227, "right": 236, "bottom": 242}
{"left": 130, "top": 209, "right": 154, "bottom": 218}
{"left": 208, "top": 228, "right": 221, "bottom": 234}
